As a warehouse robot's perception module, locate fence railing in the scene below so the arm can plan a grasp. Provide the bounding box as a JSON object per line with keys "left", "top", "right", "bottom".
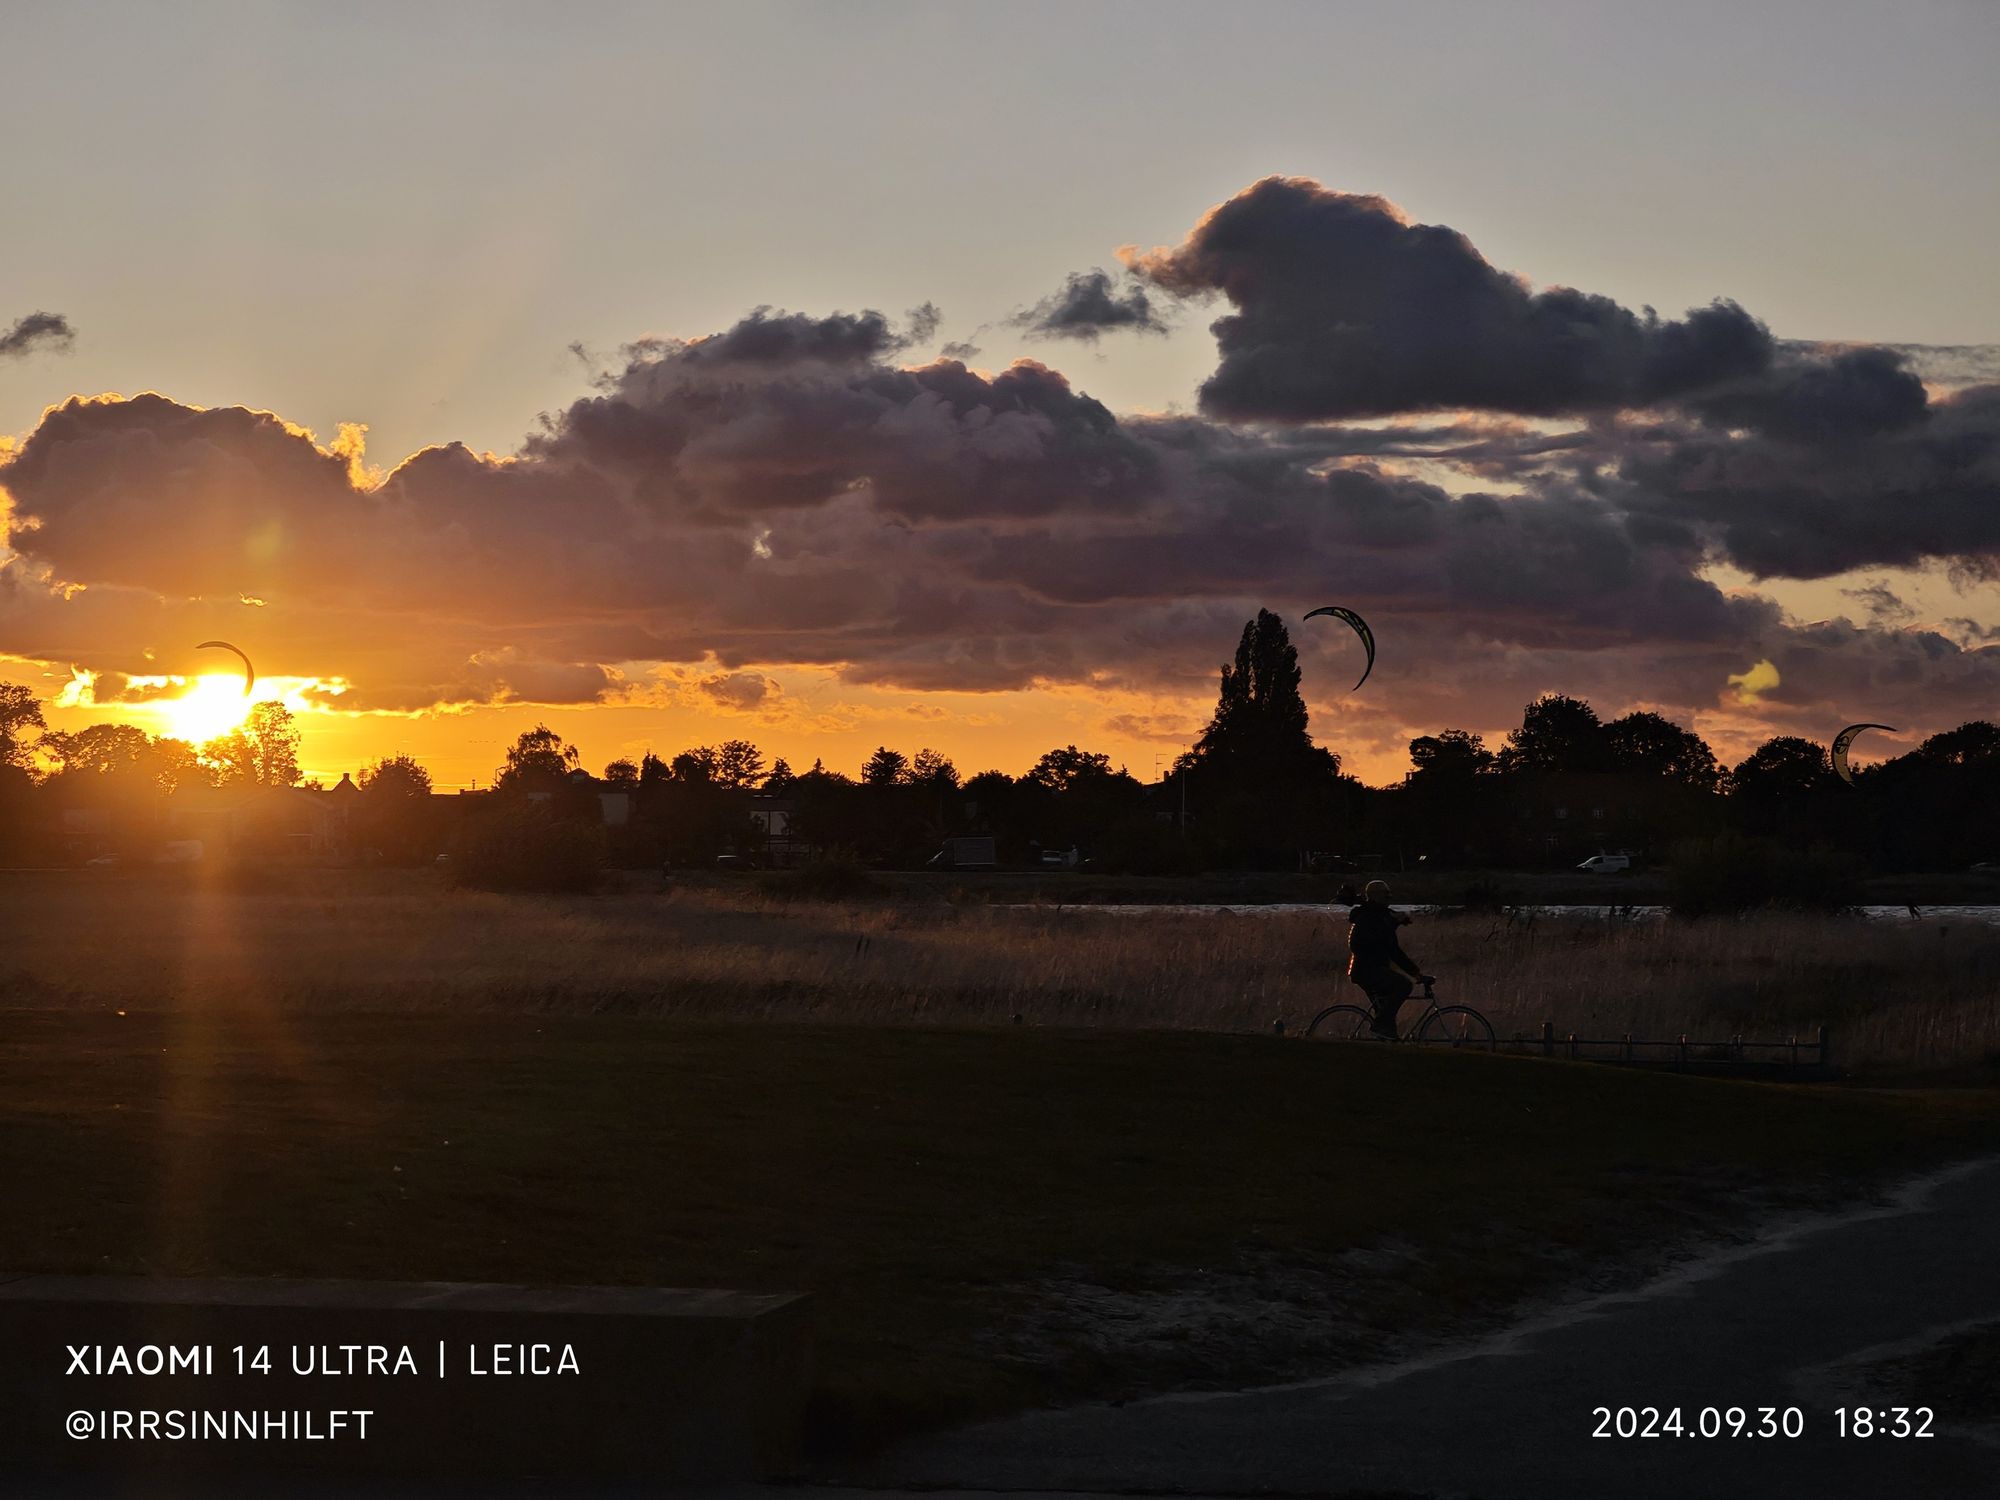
{"left": 1500, "top": 1022, "right": 1831, "bottom": 1071}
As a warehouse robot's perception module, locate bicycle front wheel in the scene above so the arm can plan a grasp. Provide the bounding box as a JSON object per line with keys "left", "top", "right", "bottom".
{"left": 1415, "top": 1006, "right": 1496, "bottom": 1051}
{"left": 1304, "top": 1004, "right": 1381, "bottom": 1040}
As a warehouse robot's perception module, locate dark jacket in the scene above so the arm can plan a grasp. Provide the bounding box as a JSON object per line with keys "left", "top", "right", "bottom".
{"left": 1347, "top": 902, "right": 1418, "bottom": 984}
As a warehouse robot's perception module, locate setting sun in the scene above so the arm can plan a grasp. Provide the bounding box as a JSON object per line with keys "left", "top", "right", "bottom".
{"left": 152, "top": 674, "right": 259, "bottom": 744}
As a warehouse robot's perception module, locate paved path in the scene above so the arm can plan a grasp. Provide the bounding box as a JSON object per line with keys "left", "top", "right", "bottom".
{"left": 850, "top": 1154, "right": 2000, "bottom": 1498}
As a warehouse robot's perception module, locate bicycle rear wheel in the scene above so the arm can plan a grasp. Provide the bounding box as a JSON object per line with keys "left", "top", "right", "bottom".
{"left": 1305, "top": 1004, "right": 1381, "bottom": 1040}
{"left": 1415, "top": 1005, "right": 1496, "bottom": 1051}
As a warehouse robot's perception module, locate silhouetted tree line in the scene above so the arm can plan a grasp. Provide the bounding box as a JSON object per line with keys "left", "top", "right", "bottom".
{"left": 6, "top": 607, "right": 2000, "bottom": 875}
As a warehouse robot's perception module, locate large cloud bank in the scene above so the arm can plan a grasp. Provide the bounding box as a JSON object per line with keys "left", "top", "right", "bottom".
{"left": 4, "top": 178, "right": 1999, "bottom": 766}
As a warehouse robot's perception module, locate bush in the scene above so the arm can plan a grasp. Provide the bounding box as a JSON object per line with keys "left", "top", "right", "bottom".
{"left": 446, "top": 802, "right": 604, "bottom": 894}
{"left": 1667, "top": 834, "right": 1862, "bottom": 916}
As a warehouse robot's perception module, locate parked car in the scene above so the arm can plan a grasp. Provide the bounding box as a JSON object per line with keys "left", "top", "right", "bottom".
{"left": 1576, "top": 853, "right": 1632, "bottom": 874}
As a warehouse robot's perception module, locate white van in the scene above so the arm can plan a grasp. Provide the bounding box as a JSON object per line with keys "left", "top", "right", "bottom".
{"left": 1577, "top": 853, "right": 1632, "bottom": 874}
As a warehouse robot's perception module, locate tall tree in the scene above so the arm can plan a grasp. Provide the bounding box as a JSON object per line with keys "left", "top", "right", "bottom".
{"left": 1026, "top": 745, "right": 1118, "bottom": 793}
{"left": 42, "top": 725, "right": 211, "bottom": 794}
{"left": 1406, "top": 729, "right": 1496, "bottom": 785}
{"left": 909, "top": 747, "right": 960, "bottom": 788}
{"left": 1727, "top": 737, "right": 1833, "bottom": 801}
{"left": 359, "top": 754, "right": 433, "bottom": 799}
{"left": 356, "top": 754, "right": 437, "bottom": 863}
{"left": 148, "top": 738, "right": 214, "bottom": 793}
{"left": 712, "top": 739, "right": 766, "bottom": 790}
{"left": 1497, "top": 694, "right": 1609, "bottom": 774}
{"left": 1401, "top": 729, "right": 1501, "bottom": 866}
{"left": 0, "top": 685, "right": 46, "bottom": 860}
{"left": 0, "top": 682, "right": 45, "bottom": 772}
{"left": 670, "top": 748, "right": 717, "bottom": 784}
{"left": 203, "top": 703, "right": 302, "bottom": 788}
{"left": 1604, "top": 710, "right": 1720, "bottom": 789}
{"left": 1910, "top": 721, "right": 2000, "bottom": 767}
{"left": 493, "top": 724, "right": 580, "bottom": 794}
{"left": 1188, "top": 609, "right": 1317, "bottom": 771}
{"left": 961, "top": 769, "right": 1014, "bottom": 819}
{"left": 1179, "top": 610, "right": 1344, "bottom": 865}
{"left": 861, "top": 747, "right": 909, "bottom": 787}
{"left": 42, "top": 722, "right": 153, "bottom": 777}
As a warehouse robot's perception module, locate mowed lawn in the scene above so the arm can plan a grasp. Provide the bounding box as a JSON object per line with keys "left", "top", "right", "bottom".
{"left": 3, "top": 1011, "right": 1997, "bottom": 1449}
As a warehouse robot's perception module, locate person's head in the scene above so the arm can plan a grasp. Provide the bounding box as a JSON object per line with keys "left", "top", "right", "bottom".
{"left": 1364, "top": 879, "right": 1391, "bottom": 903}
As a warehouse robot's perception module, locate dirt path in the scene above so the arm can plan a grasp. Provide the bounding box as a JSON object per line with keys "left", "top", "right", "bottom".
{"left": 848, "top": 1153, "right": 2000, "bottom": 1498}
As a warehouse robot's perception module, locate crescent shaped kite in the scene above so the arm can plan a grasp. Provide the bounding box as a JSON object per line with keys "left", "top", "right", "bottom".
{"left": 195, "top": 640, "right": 255, "bottom": 697}
{"left": 1303, "top": 606, "right": 1375, "bottom": 692}
{"left": 1831, "top": 722, "right": 1896, "bottom": 786}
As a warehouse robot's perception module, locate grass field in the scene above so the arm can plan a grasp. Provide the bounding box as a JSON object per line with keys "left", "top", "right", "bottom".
{"left": 6, "top": 869, "right": 2000, "bottom": 1070}
{"left": 3, "top": 1008, "right": 1998, "bottom": 1452}
{"left": 6, "top": 868, "right": 1999, "bottom": 1451}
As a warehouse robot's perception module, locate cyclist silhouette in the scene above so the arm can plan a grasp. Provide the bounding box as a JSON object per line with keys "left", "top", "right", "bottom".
{"left": 1346, "top": 880, "right": 1431, "bottom": 1037}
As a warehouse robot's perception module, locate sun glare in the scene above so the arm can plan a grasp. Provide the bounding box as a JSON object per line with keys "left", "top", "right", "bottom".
{"left": 155, "top": 674, "right": 260, "bottom": 744}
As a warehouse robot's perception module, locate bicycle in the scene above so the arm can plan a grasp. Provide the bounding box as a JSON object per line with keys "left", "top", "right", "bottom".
{"left": 1304, "top": 979, "right": 1496, "bottom": 1050}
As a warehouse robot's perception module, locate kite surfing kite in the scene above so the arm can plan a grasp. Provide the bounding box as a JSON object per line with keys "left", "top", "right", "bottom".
{"left": 1831, "top": 722, "right": 1896, "bottom": 785}
{"left": 195, "top": 640, "right": 255, "bottom": 696}
{"left": 1303, "top": 606, "right": 1375, "bottom": 692}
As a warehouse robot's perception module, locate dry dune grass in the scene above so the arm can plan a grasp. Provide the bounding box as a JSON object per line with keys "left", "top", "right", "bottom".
{"left": 4, "top": 872, "right": 1998, "bottom": 1069}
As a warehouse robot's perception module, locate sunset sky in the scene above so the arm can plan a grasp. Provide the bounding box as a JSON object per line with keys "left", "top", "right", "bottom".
{"left": 4, "top": 0, "right": 1999, "bottom": 787}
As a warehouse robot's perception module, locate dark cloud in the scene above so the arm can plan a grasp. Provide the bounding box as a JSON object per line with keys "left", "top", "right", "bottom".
{"left": 964, "top": 456, "right": 1774, "bottom": 667}
{"left": 1609, "top": 381, "right": 2000, "bottom": 579}
{"left": 696, "top": 670, "right": 777, "bottom": 711}
{"left": 1010, "top": 269, "right": 1169, "bottom": 342}
{"left": 1128, "top": 176, "right": 1772, "bottom": 420}
{"left": 579, "top": 304, "right": 944, "bottom": 390}
{"left": 1, "top": 394, "right": 366, "bottom": 595}
{"left": 1947, "top": 617, "right": 2000, "bottom": 646}
{"left": 1841, "top": 579, "right": 1916, "bottom": 627}
{"left": 665, "top": 305, "right": 910, "bottom": 367}
{"left": 8, "top": 271, "right": 2000, "bottom": 758}
{"left": 1809, "top": 342, "right": 2000, "bottom": 391}
{"left": 531, "top": 310, "right": 1160, "bottom": 521}
{"left": 1692, "top": 346, "right": 1929, "bottom": 443}
{"left": 0, "top": 311, "right": 76, "bottom": 359}
{"left": 939, "top": 339, "right": 982, "bottom": 361}
{"left": 459, "top": 649, "right": 625, "bottom": 707}
{"left": 904, "top": 302, "right": 943, "bottom": 346}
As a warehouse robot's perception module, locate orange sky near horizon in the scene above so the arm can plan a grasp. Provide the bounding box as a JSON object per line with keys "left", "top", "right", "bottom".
{"left": 16, "top": 658, "right": 1272, "bottom": 789}
{"left": 10, "top": 560, "right": 1953, "bottom": 791}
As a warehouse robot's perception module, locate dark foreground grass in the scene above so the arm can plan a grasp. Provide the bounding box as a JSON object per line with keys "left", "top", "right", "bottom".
{"left": 2, "top": 1011, "right": 1997, "bottom": 1454}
